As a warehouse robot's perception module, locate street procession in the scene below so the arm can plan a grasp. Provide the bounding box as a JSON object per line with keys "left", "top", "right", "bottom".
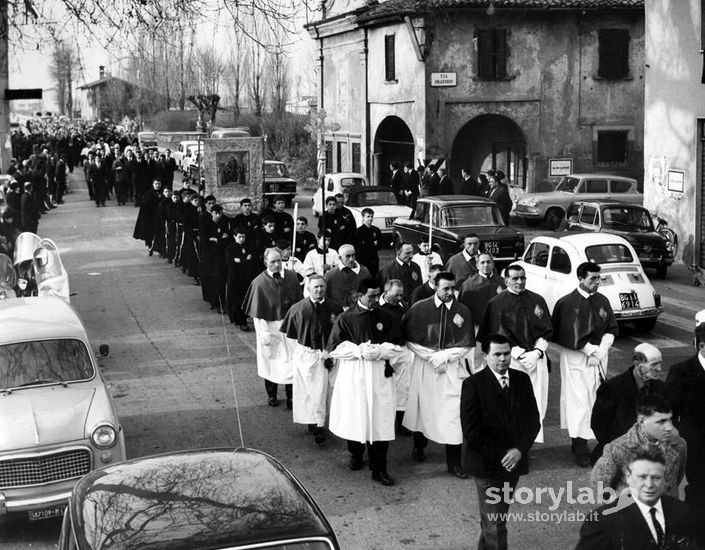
{"left": 2, "top": 0, "right": 705, "bottom": 549}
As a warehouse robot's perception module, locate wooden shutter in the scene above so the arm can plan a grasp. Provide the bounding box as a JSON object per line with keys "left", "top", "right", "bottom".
{"left": 385, "top": 35, "right": 396, "bottom": 81}
{"left": 598, "top": 29, "right": 630, "bottom": 79}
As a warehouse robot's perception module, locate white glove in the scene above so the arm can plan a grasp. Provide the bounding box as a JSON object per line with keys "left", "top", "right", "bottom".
{"left": 511, "top": 346, "right": 527, "bottom": 360}
{"left": 519, "top": 350, "right": 541, "bottom": 371}
{"left": 360, "top": 343, "right": 381, "bottom": 361}
{"left": 260, "top": 334, "right": 272, "bottom": 347}
{"left": 429, "top": 350, "right": 449, "bottom": 369}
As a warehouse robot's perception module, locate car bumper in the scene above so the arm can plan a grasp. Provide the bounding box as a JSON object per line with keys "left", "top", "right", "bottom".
{"left": 639, "top": 258, "right": 674, "bottom": 268}
{"left": 513, "top": 206, "right": 545, "bottom": 219}
{"left": 614, "top": 306, "right": 663, "bottom": 321}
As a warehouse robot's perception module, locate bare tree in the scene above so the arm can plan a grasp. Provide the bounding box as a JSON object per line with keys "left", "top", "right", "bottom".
{"left": 248, "top": 41, "right": 266, "bottom": 117}
{"left": 49, "top": 41, "right": 76, "bottom": 117}
{"left": 224, "top": 24, "right": 245, "bottom": 119}
{"left": 268, "top": 44, "right": 288, "bottom": 115}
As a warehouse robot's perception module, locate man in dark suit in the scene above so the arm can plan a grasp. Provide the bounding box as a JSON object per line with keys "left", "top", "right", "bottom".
{"left": 437, "top": 168, "right": 454, "bottom": 195}
{"left": 390, "top": 162, "right": 405, "bottom": 204}
{"left": 667, "top": 321, "right": 705, "bottom": 520}
{"left": 591, "top": 343, "right": 664, "bottom": 464}
{"left": 487, "top": 170, "right": 512, "bottom": 225}
{"left": 460, "top": 167, "right": 481, "bottom": 196}
{"left": 460, "top": 333, "right": 540, "bottom": 550}
{"left": 378, "top": 241, "right": 422, "bottom": 304}
{"left": 576, "top": 446, "right": 698, "bottom": 550}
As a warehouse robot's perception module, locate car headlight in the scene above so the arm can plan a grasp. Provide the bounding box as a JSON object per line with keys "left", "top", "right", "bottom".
{"left": 519, "top": 198, "right": 539, "bottom": 207}
{"left": 665, "top": 241, "right": 674, "bottom": 252}
{"left": 91, "top": 423, "right": 117, "bottom": 448}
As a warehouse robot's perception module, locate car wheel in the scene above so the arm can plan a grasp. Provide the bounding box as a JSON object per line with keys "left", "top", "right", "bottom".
{"left": 634, "top": 317, "right": 658, "bottom": 332}
{"left": 655, "top": 265, "right": 668, "bottom": 279}
{"left": 545, "top": 208, "right": 564, "bottom": 230}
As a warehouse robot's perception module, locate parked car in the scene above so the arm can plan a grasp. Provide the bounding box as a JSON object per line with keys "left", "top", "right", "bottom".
{"left": 312, "top": 172, "right": 370, "bottom": 215}
{"left": 211, "top": 127, "right": 251, "bottom": 138}
{"left": 513, "top": 173, "right": 642, "bottom": 229}
{"left": 58, "top": 448, "right": 341, "bottom": 550}
{"left": 173, "top": 140, "right": 201, "bottom": 171}
{"left": 137, "top": 131, "right": 158, "bottom": 149}
{"left": 0, "top": 296, "right": 125, "bottom": 521}
{"left": 182, "top": 142, "right": 204, "bottom": 174}
{"left": 345, "top": 186, "right": 412, "bottom": 242}
{"left": 392, "top": 195, "right": 525, "bottom": 265}
{"left": 564, "top": 201, "right": 675, "bottom": 278}
{"left": 264, "top": 160, "right": 297, "bottom": 207}
{"left": 516, "top": 233, "right": 662, "bottom": 331}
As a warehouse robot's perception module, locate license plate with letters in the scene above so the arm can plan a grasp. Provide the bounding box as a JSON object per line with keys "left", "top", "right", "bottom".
{"left": 484, "top": 241, "right": 500, "bottom": 255}
{"left": 28, "top": 506, "right": 65, "bottom": 521}
{"left": 619, "top": 292, "right": 640, "bottom": 310}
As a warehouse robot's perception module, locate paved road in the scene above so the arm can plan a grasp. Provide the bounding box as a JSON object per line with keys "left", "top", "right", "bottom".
{"left": 1, "top": 174, "right": 700, "bottom": 549}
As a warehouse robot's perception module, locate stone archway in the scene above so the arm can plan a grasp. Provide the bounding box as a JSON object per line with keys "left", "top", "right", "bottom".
{"left": 373, "top": 116, "right": 414, "bottom": 186}
{"left": 451, "top": 114, "right": 528, "bottom": 188}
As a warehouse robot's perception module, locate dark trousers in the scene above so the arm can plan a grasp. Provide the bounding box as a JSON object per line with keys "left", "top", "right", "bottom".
{"left": 264, "top": 380, "right": 292, "bottom": 401}
{"left": 413, "top": 432, "right": 462, "bottom": 469}
{"left": 347, "top": 440, "right": 390, "bottom": 473}
{"left": 474, "top": 474, "right": 519, "bottom": 550}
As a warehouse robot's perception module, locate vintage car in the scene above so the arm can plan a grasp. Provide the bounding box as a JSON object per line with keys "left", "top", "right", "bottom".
{"left": 516, "top": 233, "right": 662, "bottom": 331}
{"left": 345, "top": 186, "right": 412, "bottom": 242}
{"left": 392, "top": 195, "right": 525, "bottom": 265}
{"left": 173, "top": 140, "right": 203, "bottom": 172}
{"left": 211, "top": 127, "right": 252, "bottom": 138}
{"left": 137, "top": 131, "right": 158, "bottom": 149}
{"left": 312, "top": 172, "right": 370, "bottom": 216}
{"left": 564, "top": 201, "right": 675, "bottom": 278}
{"left": 264, "top": 160, "right": 297, "bottom": 207}
{"left": 0, "top": 296, "right": 125, "bottom": 521}
{"left": 513, "top": 173, "right": 642, "bottom": 229}
{"left": 58, "top": 448, "right": 341, "bottom": 550}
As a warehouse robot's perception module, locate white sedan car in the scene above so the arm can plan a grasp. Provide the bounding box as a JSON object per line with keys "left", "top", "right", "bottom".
{"left": 516, "top": 233, "right": 662, "bottom": 331}
{"left": 345, "top": 186, "right": 412, "bottom": 243}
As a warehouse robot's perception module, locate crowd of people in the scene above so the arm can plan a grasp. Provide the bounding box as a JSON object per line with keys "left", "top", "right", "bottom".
{"left": 132, "top": 180, "right": 705, "bottom": 549}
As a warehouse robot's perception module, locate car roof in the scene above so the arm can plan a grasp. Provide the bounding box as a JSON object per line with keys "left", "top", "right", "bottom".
{"left": 419, "top": 195, "right": 496, "bottom": 205}
{"left": 69, "top": 448, "right": 337, "bottom": 550}
{"left": 571, "top": 200, "right": 647, "bottom": 209}
{"left": 554, "top": 232, "right": 632, "bottom": 247}
{"left": 265, "top": 160, "right": 285, "bottom": 165}
{"left": 347, "top": 185, "right": 395, "bottom": 194}
{"left": 0, "top": 296, "right": 88, "bottom": 344}
{"left": 562, "top": 173, "right": 637, "bottom": 182}
{"left": 325, "top": 172, "right": 367, "bottom": 179}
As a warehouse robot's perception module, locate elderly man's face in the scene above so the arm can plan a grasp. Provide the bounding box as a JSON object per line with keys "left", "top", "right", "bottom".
{"left": 636, "top": 352, "right": 663, "bottom": 381}
{"left": 385, "top": 284, "right": 404, "bottom": 305}
{"left": 340, "top": 248, "right": 356, "bottom": 268}
{"left": 309, "top": 278, "right": 326, "bottom": 301}
{"left": 265, "top": 251, "right": 282, "bottom": 273}
{"left": 463, "top": 237, "right": 480, "bottom": 255}
{"left": 397, "top": 244, "right": 414, "bottom": 263}
{"left": 626, "top": 459, "right": 665, "bottom": 506}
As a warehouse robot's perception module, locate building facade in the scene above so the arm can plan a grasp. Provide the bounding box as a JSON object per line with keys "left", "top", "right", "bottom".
{"left": 644, "top": 0, "right": 704, "bottom": 265}
{"left": 308, "top": 0, "right": 645, "bottom": 192}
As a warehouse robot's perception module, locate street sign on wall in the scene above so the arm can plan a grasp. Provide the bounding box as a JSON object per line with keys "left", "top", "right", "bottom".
{"left": 430, "top": 73, "right": 457, "bottom": 87}
{"left": 549, "top": 158, "right": 573, "bottom": 177}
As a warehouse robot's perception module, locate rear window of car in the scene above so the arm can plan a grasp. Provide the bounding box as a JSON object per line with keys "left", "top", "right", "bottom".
{"left": 550, "top": 246, "right": 572, "bottom": 274}
{"left": 440, "top": 205, "right": 502, "bottom": 227}
{"left": 350, "top": 191, "right": 399, "bottom": 207}
{"left": 341, "top": 178, "right": 365, "bottom": 188}
{"left": 610, "top": 180, "right": 633, "bottom": 193}
{"left": 583, "top": 179, "right": 608, "bottom": 193}
{"left": 264, "top": 163, "right": 289, "bottom": 178}
{"left": 0, "top": 338, "right": 94, "bottom": 390}
{"left": 585, "top": 244, "right": 634, "bottom": 264}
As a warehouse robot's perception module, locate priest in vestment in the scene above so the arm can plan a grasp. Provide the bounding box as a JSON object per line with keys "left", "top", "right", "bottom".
{"left": 477, "top": 264, "right": 552, "bottom": 442}
{"left": 280, "top": 275, "right": 342, "bottom": 445}
{"left": 552, "top": 261, "right": 617, "bottom": 467}
{"left": 402, "top": 272, "right": 476, "bottom": 478}
{"left": 327, "top": 277, "right": 406, "bottom": 486}
{"left": 243, "top": 248, "right": 302, "bottom": 408}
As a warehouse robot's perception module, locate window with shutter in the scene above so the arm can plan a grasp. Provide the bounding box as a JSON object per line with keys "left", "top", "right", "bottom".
{"left": 384, "top": 35, "right": 396, "bottom": 81}
{"left": 597, "top": 131, "right": 628, "bottom": 165}
{"left": 598, "top": 29, "right": 630, "bottom": 79}
{"left": 476, "top": 29, "right": 507, "bottom": 80}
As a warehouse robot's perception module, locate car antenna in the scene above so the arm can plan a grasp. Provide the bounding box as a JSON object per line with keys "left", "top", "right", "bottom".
{"left": 218, "top": 296, "right": 246, "bottom": 449}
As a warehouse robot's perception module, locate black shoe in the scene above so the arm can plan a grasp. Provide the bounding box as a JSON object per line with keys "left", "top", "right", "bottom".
{"left": 372, "top": 471, "right": 395, "bottom": 486}
{"left": 193, "top": 278, "right": 200, "bottom": 286}
{"left": 396, "top": 424, "right": 412, "bottom": 436}
{"left": 349, "top": 455, "right": 364, "bottom": 471}
{"left": 268, "top": 397, "right": 279, "bottom": 407}
{"left": 313, "top": 428, "right": 327, "bottom": 445}
{"left": 286, "top": 398, "right": 293, "bottom": 410}
{"left": 239, "top": 324, "right": 249, "bottom": 332}
{"left": 412, "top": 447, "right": 425, "bottom": 462}
{"left": 572, "top": 438, "right": 591, "bottom": 467}
{"left": 448, "top": 465, "right": 469, "bottom": 479}
{"left": 167, "top": 259, "right": 173, "bottom": 264}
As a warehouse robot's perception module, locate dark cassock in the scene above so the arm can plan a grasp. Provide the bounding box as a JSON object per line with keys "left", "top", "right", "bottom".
{"left": 232, "top": 212, "right": 262, "bottom": 236}
{"left": 410, "top": 282, "right": 435, "bottom": 305}
{"left": 280, "top": 296, "right": 342, "bottom": 428}
{"left": 377, "top": 259, "right": 422, "bottom": 304}
{"left": 243, "top": 269, "right": 303, "bottom": 402}
{"left": 444, "top": 250, "right": 477, "bottom": 286}
{"left": 553, "top": 288, "right": 618, "bottom": 441}
{"left": 200, "top": 216, "right": 231, "bottom": 309}
{"left": 151, "top": 193, "right": 170, "bottom": 257}
{"left": 132, "top": 186, "right": 161, "bottom": 248}
{"left": 293, "top": 230, "right": 317, "bottom": 262}
{"left": 324, "top": 263, "right": 372, "bottom": 308}
{"left": 271, "top": 210, "right": 294, "bottom": 241}
{"left": 355, "top": 223, "right": 382, "bottom": 276}
{"left": 478, "top": 289, "right": 553, "bottom": 443}
{"left": 334, "top": 206, "right": 357, "bottom": 248}
{"left": 458, "top": 271, "right": 506, "bottom": 329}
{"left": 402, "top": 296, "right": 476, "bottom": 472}
{"left": 326, "top": 303, "right": 406, "bottom": 478}
{"left": 253, "top": 228, "right": 278, "bottom": 261}
{"left": 318, "top": 211, "right": 345, "bottom": 250}
{"left": 181, "top": 202, "right": 201, "bottom": 280}
{"left": 225, "top": 240, "right": 258, "bottom": 326}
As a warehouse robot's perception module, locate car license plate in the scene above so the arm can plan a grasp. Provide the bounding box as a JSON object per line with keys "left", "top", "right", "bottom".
{"left": 28, "top": 505, "right": 65, "bottom": 521}
{"left": 269, "top": 184, "right": 279, "bottom": 192}
{"left": 484, "top": 241, "right": 500, "bottom": 255}
{"left": 385, "top": 217, "right": 396, "bottom": 228}
{"left": 619, "top": 292, "right": 640, "bottom": 310}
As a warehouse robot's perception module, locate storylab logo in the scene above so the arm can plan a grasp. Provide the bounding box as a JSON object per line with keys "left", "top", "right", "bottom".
{"left": 485, "top": 481, "right": 630, "bottom": 512}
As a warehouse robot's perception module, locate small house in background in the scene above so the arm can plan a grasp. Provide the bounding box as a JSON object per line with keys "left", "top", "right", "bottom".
{"left": 307, "top": 0, "right": 645, "bottom": 192}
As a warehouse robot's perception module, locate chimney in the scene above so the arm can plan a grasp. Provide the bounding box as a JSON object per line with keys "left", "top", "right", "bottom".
{"left": 99, "top": 65, "right": 105, "bottom": 78}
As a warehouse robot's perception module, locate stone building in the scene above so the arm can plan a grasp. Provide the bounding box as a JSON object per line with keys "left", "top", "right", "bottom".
{"left": 307, "top": 0, "right": 645, "bottom": 192}
{"left": 644, "top": 0, "right": 704, "bottom": 265}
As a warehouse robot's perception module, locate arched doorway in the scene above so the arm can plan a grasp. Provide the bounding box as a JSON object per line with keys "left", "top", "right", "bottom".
{"left": 451, "top": 114, "right": 527, "bottom": 188}
{"left": 373, "top": 116, "right": 414, "bottom": 186}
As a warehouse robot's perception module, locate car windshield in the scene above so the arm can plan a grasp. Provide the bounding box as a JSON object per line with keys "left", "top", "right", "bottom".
{"left": 265, "top": 163, "right": 289, "bottom": 178}
{"left": 350, "top": 190, "right": 399, "bottom": 207}
{"left": 602, "top": 207, "right": 654, "bottom": 231}
{"left": 585, "top": 244, "right": 634, "bottom": 264}
{"left": 0, "top": 339, "right": 94, "bottom": 390}
{"left": 340, "top": 178, "right": 365, "bottom": 188}
{"left": 439, "top": 205, "right": 503, "bottom": 227}
{"left": 555, "top": 177, "right": 581, "bottom": 193}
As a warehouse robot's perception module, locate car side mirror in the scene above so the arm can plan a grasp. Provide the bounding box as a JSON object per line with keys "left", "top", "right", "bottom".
{"left": 98, "top": 344, "right": 110, "bottom": 358}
